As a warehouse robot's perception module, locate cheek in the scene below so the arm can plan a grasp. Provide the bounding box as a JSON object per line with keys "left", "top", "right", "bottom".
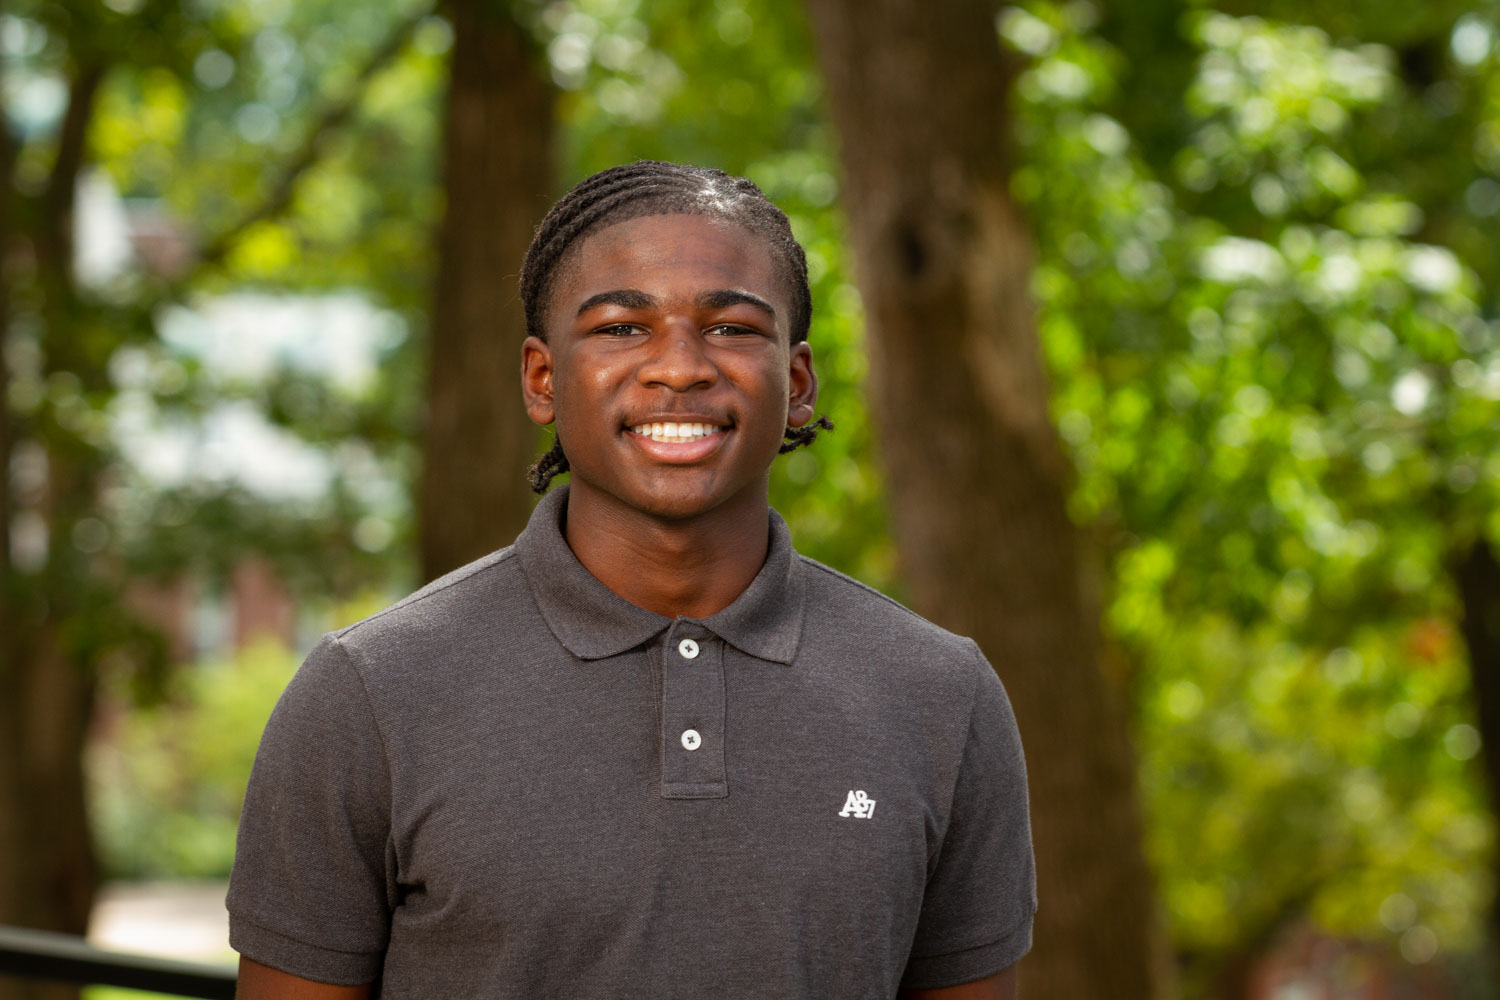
{"left": 551, "top": 354, "right": 621, "bottom": 419}
{"left": 764, "top": 357, "right": 793, "bottom": 409}
{"left": 749, "top": 370, "right": 793, "bottom": 437}
{"left": 769, "top": 373, "right": 791, "bottom": 413}
{"left": 586, "top": 366, "right": 618, "bottom": 396}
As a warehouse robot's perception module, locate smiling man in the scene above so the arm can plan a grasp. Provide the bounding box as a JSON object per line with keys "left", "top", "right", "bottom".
{"left": 227, "top": 162, "right": 1036, "bottom": 999}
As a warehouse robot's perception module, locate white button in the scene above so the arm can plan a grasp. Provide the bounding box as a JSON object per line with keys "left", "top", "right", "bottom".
{"left": 677, "top": 638, "right": 700, "bottom": 659}
{"left": 681, "top": 729, "right": 702, "bottom": 751}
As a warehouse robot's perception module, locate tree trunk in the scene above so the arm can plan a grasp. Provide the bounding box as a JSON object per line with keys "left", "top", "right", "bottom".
{"left": 0, "top": 64, "right": 106, "bottom": 1000}
{"left": 418, "top": 0, "right": 556, "bottom": 581}
{"left": 0, "top": 634, "right": 96, "bottom": 1000}
{"left": 1, "top": 55, "right": 14, "bottom": 634}
{"left": 802, "top": 2, "right": 1165, "bottom": 996}
{"left": 1455, "top": 538, "right": 1500, "bottom": 971}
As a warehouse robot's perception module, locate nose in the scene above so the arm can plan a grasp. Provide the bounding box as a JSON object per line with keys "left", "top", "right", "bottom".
{"left": 637, "top": 323, "right": 717, "bottom": 391}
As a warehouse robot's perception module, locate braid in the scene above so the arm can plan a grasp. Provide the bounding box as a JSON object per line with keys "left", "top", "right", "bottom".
{"left": 779, "top": 415, "right": 834, "bottom": 454}
{"left": 528, "top": 437, "right": 569, "bottom": 494}
{"left": 520, "top": 161, "right": 832, "bottom": 492}
{"left": 521, "top": 161, "right": 813, "bottom": 345}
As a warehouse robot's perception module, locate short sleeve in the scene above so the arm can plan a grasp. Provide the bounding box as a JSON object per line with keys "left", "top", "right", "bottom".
{"left": 900, "top": 641, "right": 1037, "bottom": 991}
{"left": 226, "top": 633, "right": 393, "bottom": 985}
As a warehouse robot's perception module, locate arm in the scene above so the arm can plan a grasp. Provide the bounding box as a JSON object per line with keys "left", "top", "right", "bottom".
{"left": 227, "top": 636, "right": 393, "bottom": 992}
{"left": 901, "top": 646, "right": 1036, "bottom": 995}
{"left": 236, "top": 956, "right": 373, "bottom": 1000}
{"left": 902, "top": 965, "right": 1017, "bottom": 1000}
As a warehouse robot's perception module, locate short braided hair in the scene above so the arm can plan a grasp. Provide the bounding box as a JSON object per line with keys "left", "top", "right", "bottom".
{"left": 522, "top": 161, "right": 831, "bottom": 494}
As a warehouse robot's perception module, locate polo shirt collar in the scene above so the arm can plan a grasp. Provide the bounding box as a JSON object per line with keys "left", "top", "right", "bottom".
{"left": 516, "top": 485, "right": 806, "bottom": 665}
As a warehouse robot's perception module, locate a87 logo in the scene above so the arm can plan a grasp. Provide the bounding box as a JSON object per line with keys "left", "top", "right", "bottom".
{"left": 838, "top": 789, "right": 876, "bottom": 819}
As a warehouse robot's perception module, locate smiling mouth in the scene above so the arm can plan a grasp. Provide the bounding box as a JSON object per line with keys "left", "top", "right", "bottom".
{"left": 628, "top": 421, "right": 727, "bottom": 444}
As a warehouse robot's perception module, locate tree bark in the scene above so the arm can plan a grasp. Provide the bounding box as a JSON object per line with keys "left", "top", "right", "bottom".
{"left": 418, "top": 0, "right": 555, "bottom": 581}
{"left": 802, "top": 2, "right": 1165, "bottom": 996}
{"left": 0, "top": 634, "right": 96, "bottom": 1000}
{"left": 1455, "top": 538, "right": 1500, "bottom": 970}
{"left": 0, "top": 64, "right": 107, "bottom": 1000}
{"left": 1, "top": 59, "right": 14, "bottom": 615}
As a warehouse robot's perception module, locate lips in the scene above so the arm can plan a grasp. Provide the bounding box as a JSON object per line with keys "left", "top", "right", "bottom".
{"left": 629, "top": 420, "right": 726, "bottom": 444}
{"left": 623, "top": 416, "right": 732, "bottom": 463}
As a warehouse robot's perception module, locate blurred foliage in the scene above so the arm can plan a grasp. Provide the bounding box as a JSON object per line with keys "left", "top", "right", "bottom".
{"left": 7, "top": 0, "right": 1500, "bottom": 993}
{"left": 1003, "top": 0, "right": 1500, "bottom": 988}
{"left": 89, "top": 641, "right": 296, "bottom": 879}
{"left": 2, "top": 0, "right": 432, "bottom": 724}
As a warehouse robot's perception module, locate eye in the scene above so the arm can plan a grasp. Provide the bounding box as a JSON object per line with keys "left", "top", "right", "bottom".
{"left": 706, "top": 323, "right": 757, "bottom": 337}
{"left": 594, "top": 323, "right": 642, "bottom": 337}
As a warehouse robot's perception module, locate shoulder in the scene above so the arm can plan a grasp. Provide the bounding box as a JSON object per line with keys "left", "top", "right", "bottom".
{"left": 797, "top": 554, "right": 978, "bottom": 657}
{"left": 321, "top": 545, "right": 542, "bottom": 678}
{"left": 794, "top": 554, "right": 989, "bottom": 700}
{"left": 340, "top": 546, "right": 522, "bottom": 636}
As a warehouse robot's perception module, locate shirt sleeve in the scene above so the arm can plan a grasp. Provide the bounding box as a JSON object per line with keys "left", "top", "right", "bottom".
{"left": 226, "top": 633, "right": 393, "bottom": 985}
{"left": 900, "top": 640, "right": 1038, "bottom": 991}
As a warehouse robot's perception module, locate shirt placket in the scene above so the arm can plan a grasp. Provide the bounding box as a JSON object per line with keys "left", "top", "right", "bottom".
{"left": 658, "top": 621, "right": 727, "bottom": 799}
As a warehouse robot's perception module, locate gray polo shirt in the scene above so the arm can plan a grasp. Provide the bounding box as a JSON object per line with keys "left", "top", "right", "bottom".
{"left": 227, "top": 486, "right": 1035, "bottom": 997}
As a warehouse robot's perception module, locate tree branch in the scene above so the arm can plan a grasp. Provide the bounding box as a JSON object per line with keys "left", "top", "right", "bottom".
{"left": 37, "top": 62, "right": 108, "bottom": 303}
{"left": 193, "top": 6, "right": 433, "bottom": 269}
{"left": 0, "top": 92, "right": 16, "bottom": 590}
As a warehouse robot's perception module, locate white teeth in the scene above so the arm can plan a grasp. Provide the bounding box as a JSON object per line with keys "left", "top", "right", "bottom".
{"left": 630, "top": 422, "right": 724, "bottom": 443}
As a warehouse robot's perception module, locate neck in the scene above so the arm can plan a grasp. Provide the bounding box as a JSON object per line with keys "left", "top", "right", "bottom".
{"left": 562, "top": 482, "right": 771, "bottom": 620}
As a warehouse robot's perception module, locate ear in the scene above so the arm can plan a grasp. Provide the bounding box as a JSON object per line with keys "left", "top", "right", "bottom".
{"left": 786, "top": 341, "right": 818, "bottom": 428}
{"left": 521, "top": 335, "right": 556, "bottom": 426}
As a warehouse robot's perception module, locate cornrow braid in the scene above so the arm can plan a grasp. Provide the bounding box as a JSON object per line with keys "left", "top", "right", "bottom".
{"left": 528, "top": 437, "right": 569, "bottom": 494}
{"left": 779, "top": 414, "right": 834, "bottom": 455}
{"left": 520, "top": 160, "right": 831, "bottom": 493}
{"left": 522, "top": 161, "right": 812, "bottom": 345}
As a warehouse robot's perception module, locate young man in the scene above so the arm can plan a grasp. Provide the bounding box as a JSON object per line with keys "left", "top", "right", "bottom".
{"left": 228, "top": 162, "right": 1035, "bottom": 999}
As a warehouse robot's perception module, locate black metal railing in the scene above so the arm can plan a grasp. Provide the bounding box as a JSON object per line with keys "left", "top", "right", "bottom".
{"left": 0, "top": 924, "right": 236, "bottom": 998}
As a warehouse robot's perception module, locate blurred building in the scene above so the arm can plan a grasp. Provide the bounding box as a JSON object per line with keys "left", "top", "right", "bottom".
{"left": 126, "top": 560, "right": 297, "bottom": 662}
{"left": 1250, "top": 923, "right": 1469, "bottom": 1000}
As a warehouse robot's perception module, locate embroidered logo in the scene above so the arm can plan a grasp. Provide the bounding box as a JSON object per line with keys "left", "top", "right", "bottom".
{"left": 838, "top": 789, "right": 877, "bottom": 819}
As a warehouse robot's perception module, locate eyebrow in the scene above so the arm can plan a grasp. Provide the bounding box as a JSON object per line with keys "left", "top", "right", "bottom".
{"left": 573, "top": 288, "right": 778, "bottom": 319}
{"left": 575, "top": 289, "right": 656, "bottom": 316}
{"left": 695, "top": 289, "right": 777, "bottom": 318}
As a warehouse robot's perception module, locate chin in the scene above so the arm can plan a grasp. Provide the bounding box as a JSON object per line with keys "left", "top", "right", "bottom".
{"left": 628, "top": 490, "right": 732, "bottom": 523}
{"left": 590, "top": 477, "right": 763, "bottom": 525}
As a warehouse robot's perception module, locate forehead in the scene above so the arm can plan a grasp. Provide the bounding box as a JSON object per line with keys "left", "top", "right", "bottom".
{"left": 550, "top": 214, "right": 786, "bottom": 318}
